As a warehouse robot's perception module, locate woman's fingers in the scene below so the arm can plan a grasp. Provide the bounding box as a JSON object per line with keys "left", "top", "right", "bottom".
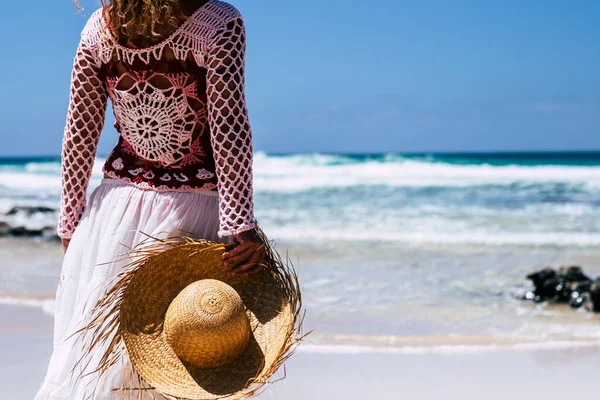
{"left": 230, "top": 248, "right": 266, "bottom": 276}
{"left": 223, "top": 233, "right": 268, "bottom": 277}
{"left": 224, "top": 245, "right": 257, "bottom": 268}
{"left": 244, "top": 251, "right": 268, "bottom": 275}
{"left": 222, "top": 242, "right": 252, "bottom": 261}
{"left": 229, "top": 250, "right": 262, "bottom": 274}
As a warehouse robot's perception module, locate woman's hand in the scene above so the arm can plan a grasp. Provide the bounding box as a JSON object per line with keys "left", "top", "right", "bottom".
{"left": 223, "top": 229, "right": 267, "bottom": 276}
{"left": 61, "top": 238, "right": 71, "bottom": 253}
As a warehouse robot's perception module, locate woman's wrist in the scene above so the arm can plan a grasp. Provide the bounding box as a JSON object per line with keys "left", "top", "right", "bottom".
{"left": 233, "top": 228, "right": 262, "bottom": 243}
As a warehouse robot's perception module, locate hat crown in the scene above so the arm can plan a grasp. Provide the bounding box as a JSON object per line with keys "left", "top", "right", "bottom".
{"left": 164, "top": 279, "right": 251, "bottom": 368}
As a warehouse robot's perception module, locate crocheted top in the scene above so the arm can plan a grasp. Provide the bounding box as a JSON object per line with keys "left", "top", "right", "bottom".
{"left": 58, "top": 0, "right": 255, "bottom": 239}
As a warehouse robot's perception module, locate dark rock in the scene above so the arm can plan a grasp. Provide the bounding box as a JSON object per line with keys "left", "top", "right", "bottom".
{"left": 9, "top": 226, "right": 44, "bottom": 237}
{"left": 0, "top": 221, "right": 10, "bottom": 236}
{"left": 525, "top": 265, "right": 600, "bottom": 313}
{"left": 585, "top": 279, "right": 600, "bottom": 312}
{"left": 553, "top": 266, "right": 592, "bottom": 303}
{"left": 569, "top": 294, "right": 587, "bottom": 309}
{"left": 525, "top": 268, "right": 556, "bottom": 301}
{"left": 6, "top": 206, "right": 56, "bottom": 216}
{"left": 526, "top": 267, "right": 556, "bottom": 287}
{"left": 0, "top": 222, "right": 59, "bottom": 240}
{"left": 568, "top": 281, "right": 592, "bottom": 309}
{"left": 558, "top": 265, "right": 590, "bottom": 283}
{"left": 525, "top": 266, "right": 591, "bottom": 303}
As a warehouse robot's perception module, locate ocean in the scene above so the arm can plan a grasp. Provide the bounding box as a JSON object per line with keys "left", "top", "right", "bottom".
{"left": 2, "top": 151, "right": 600, "bottom": 354}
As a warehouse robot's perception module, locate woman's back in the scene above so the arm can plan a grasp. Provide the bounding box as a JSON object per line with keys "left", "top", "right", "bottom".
{"left": 59, "top": 0, "right": 255, "bottom": 239}
{"left": 36, "top": 3, "right": 266, "bottom": 398}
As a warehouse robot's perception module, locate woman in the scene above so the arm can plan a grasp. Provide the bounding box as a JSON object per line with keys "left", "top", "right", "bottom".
{"left": 36, "top": 0, "right": 264, "bottom": 398}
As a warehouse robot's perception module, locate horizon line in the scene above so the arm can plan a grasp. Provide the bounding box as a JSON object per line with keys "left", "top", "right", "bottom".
{"left": 3, "top": 149, "right": 600, "bottom": 160}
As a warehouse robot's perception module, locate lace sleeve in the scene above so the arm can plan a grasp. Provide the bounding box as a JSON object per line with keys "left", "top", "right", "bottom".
{"left": 57, "top": 19, "right": 108, "bottom": 239}
{"left": 206, "top": 15, "right": 256, "bottom": 238}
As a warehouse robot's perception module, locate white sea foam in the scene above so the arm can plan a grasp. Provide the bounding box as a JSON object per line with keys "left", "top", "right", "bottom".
{"left": 300, "top": 332, "right": 600, "bottom": 355}
{"left": 0, "top": 296, "right": 55, "bottom": 315}
{"left": 0, "top": 158, "right": 105, "bottom": 193}
{"left": 252, "top": 153, "right": 600, "bottom": 192}
{"left": 2, "top": 154, "right": 600, "bottom": 247}
{"left": 264, "top": 224, "right": 600, "bottom": 247}
{"left": 0, "top": 172, "right": 61, "bottom": 192}
{"left": 299, "top": 340, "right": 600, "bottom": 355}
{"left": 2, "top": 154, "right": 600, "bottom": 193}
{"left": 24, "top": 161, "right": 62, "bottom": 174}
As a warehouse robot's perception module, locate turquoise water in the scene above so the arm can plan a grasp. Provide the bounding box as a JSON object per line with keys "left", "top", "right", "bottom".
{"left": 4, "top": 150, "right": 600, "bottom": 166}
{"left": 2, "top": 151, "right": 600, "bottom": 351}
{"left": 3, "top": 151, "right": 600, "bottom": 245}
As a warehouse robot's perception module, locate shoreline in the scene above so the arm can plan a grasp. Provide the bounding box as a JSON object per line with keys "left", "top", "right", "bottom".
{"left": 3, "top": 304, "right": 600, "bottom": 400}
{"left": 2, "top": 301, "right": 600, "bottom": 354}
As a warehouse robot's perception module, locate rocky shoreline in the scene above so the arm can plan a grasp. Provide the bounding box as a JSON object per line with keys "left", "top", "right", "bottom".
{"left": 0, "top": 206, "right": 60, "bottom": 240}
{"left": 524, "top": 266, "right": 600, "bottom": 312}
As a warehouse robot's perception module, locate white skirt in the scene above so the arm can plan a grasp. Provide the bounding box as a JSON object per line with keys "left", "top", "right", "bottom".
{"left": 36, "top": 179, "right": 229, "bottom": 400}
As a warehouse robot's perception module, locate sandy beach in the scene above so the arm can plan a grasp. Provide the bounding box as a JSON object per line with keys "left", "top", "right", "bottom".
{"left": 3, "top": 304, "right": 598, "bottom": 400}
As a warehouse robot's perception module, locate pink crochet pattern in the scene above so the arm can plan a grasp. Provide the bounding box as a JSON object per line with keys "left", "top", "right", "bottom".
{"left": 58, "top": 0, "right": 256, "bottom": 239}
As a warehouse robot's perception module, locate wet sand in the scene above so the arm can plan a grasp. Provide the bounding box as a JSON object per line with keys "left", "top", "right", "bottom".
{"left": 2, "top": 304, "right": 599, "bottom": 400}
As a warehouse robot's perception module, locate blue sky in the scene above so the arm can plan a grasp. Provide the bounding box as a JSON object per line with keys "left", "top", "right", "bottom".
{"left": 0, "top": 0, "right": 598, "bottom": 156}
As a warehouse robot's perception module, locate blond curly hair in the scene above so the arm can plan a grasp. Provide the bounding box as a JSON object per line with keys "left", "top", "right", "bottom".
{"left": 74, "top": 0, "right": 187, "bottom": 47}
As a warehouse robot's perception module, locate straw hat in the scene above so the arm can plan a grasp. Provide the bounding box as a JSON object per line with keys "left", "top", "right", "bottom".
{"left": 75, "top": 234, "right": 304, "bottom": 400}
